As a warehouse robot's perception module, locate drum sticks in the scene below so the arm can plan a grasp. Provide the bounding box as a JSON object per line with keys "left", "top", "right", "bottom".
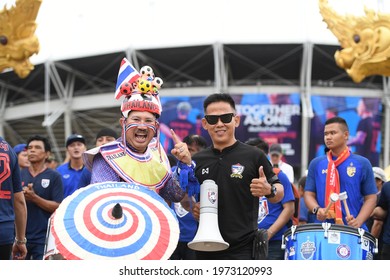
{"left": 339, "top": 191, "right": 351, "bottom": 219}
{"left": 324, "top": 193, "right": 339, "bottom": 214}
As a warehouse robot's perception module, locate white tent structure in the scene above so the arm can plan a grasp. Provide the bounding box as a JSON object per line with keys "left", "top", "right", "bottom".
{"left": 1, "top": 0, "right": 389, "bottom": 176}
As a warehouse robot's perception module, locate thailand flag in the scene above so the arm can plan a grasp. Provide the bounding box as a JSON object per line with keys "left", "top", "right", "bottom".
{"left": 114, "top": 58, "right": 141, "bottom": 100}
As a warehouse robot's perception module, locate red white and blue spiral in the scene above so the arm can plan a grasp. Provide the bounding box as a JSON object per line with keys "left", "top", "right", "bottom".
{"left": 51, "top": 182, "right": 179, "bottom": 260}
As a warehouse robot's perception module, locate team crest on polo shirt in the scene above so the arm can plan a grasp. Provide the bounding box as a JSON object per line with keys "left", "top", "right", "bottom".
{"left": 41, "top": 179, "right": 50, "bottom": 188}
{"left": 230, "top": 163, "right": 244, "bottom": 179}
{"left": 347, "top": 163, "right": 356, "bottom": 177}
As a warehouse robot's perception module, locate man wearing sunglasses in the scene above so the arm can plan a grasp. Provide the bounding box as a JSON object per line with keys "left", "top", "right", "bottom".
{"left": 191, "top": 93, "right": 284, "bottom": 260}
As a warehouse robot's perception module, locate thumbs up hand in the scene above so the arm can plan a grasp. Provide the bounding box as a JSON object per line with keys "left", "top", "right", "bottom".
{"left": 250, "top": 166, "right": 272, "bottom": 198}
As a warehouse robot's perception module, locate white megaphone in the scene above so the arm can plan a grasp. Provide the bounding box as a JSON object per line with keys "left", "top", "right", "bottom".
{"left": 188, "top": 179, "right": 229, "bottom": 251}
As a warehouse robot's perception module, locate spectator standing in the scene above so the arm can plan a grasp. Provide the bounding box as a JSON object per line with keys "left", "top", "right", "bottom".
{"left": 21, "top": 135, "right": 64, "bottom": 260}
{"left": 0, "top": 137, "right": 27, "bottom": 260}
{"left": 367, "top": 167, "right": 387, "bottom": 230}
{"left": 372, "top": 167, "right": 387, "bottom": 196}
{"left": 170, "top": 134, "right": 207, "bottom": 260}
{"left": 245, "top": 137, "right": 294, "bottom": 260}
{"left": 57, "top": 134, "right": 87, "bottom": 198}
{"left": 368, "top": 167, "right": 387, "bottom": 259}
{"left": 13, "top": 143, "right": 30, "bottom": 170}
{"left": 78, "top": 128, "right": 118, "bottom": 189}
{"left": 297, "top": 175, "right": 315, "bottom": 225}
{"left": 46, "top": 154, "right": 59, "bottom": 170}
{"left": 371, "top": 181, "right": 390, "bottom": 259}
{"left": 304, "top": 117, "right": 377, "bottom": 230}
{"left": 269, "top": 143, "right": 295, "bottom": 184}
{"left": 192, "top": 93, "right": 284, "bottom": 260}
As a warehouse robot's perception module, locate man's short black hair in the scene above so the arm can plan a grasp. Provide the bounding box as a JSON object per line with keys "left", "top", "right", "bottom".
{"left": 26, "top": 135, "right": 52, "bottom": 152}
{"left": 203, "top": 93, "right": 236, "bottom": 112}
{"left": 325, "top": 116, "right": 349, "bottom": 131}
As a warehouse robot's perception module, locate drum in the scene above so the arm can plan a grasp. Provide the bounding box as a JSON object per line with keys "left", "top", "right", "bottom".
{"left": 282, "top": 223, "right": 377, "bottom": 260}
{"left": 43, "top": 214, "right": 64, "bottom": 260}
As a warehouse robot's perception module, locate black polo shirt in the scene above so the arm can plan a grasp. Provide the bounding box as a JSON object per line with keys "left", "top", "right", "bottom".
{"left": 193, "top": 141, "right": 279, "bottom": 253}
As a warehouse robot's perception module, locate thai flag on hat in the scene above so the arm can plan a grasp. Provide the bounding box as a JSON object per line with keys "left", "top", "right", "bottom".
{"left": 114, "top": 58, "right": 141, "bottom": 100}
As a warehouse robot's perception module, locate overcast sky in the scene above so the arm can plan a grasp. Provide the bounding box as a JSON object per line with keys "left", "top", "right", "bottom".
{"left": 2, "top": 0, "right": 390, "bottom": 64}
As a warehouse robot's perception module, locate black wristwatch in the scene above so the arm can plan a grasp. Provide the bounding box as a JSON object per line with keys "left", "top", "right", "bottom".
{"left": 265, "top": 184, "right": 277, "bottom": 199}
{"left": 312, "top": 206, "right": 320, "bottom": 215}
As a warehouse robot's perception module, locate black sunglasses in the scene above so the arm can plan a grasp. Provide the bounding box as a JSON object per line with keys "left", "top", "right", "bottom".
{"left": 204, "top": 113, "right": 235, "bottom": 125}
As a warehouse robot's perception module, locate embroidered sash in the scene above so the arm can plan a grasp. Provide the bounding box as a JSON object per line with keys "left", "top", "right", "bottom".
{"left": 100, "top": 142, "right": 170, "bottom": 192}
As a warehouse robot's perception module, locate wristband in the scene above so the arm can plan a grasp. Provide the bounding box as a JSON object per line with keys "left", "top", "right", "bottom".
{"left": 15, "top": 237, "right": 27, "bottom": 245}
{"left": 176, "top": 160, "right": 196, "bottom": 174}
{"left": 265, "top": 184, "right": 277, "bottom": 198}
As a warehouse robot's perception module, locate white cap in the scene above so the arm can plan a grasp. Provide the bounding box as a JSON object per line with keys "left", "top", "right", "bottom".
{"left": 373, "top": 167, "right": 387, "bottom": 182}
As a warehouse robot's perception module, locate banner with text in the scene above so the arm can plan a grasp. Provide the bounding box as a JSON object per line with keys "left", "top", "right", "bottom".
{"left": 159, "top": 93, "right": 302, "bottom": 165}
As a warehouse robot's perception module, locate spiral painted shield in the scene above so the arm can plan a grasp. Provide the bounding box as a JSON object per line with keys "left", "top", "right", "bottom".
{"left": 51, "top": 181, "right": 179, "bottom": 260}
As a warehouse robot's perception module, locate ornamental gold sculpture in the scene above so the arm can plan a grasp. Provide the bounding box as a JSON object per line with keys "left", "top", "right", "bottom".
{"left": 0, "top": 0, "right": 41, "bottom": 78}
{"left": 319, "top": 0, "right": 390, "bottom": 83}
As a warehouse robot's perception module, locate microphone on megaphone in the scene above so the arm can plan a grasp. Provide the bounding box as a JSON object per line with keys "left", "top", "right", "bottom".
{"left": 187, "top": 179, "right": 229, "bottom": 251}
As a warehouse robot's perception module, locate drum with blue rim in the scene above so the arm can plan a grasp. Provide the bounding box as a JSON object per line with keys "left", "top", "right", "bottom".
{"left": 282, "top": 223, "right": 377, "bottom": 260}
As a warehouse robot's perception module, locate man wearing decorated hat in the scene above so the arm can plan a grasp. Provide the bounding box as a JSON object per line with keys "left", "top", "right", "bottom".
{"left": 83, "top": 58, "right": 199, "bottom": 203}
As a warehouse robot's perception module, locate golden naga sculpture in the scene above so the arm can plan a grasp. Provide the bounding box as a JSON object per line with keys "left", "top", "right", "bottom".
{"left": 319, "top": 0, "right": 390, "bottom": 83}
{"left": 0, "top": 0, "right": 41, "bottom": 78}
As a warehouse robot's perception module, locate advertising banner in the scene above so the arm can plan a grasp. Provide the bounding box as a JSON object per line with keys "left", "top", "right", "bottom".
{"left": 159, "top": 93, "right": 302, "bottom": 166}
{"left": 159, "top": 94, "right": 382, "bottom": 168}
{"left": 310, "top": 95, "right": 382, "bottom": 167}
